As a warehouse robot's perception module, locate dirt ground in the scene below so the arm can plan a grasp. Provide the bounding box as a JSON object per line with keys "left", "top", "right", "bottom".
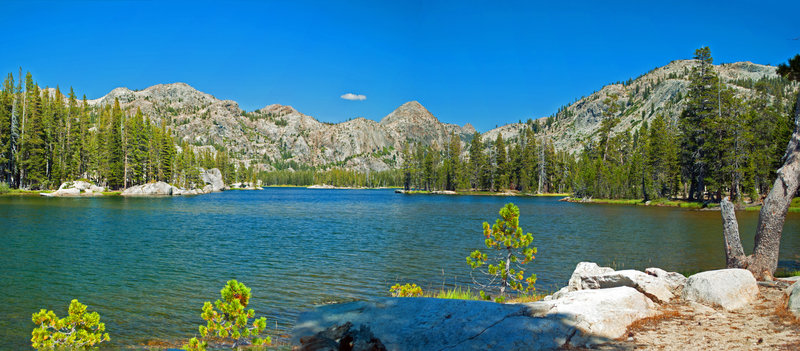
{"left": 584, "top": 282, "right": 800, "bottom": 351}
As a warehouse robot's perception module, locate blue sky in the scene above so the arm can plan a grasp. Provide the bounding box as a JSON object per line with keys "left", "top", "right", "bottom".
{"left": 1, "top": 1, "right": 798, "bottom": 132}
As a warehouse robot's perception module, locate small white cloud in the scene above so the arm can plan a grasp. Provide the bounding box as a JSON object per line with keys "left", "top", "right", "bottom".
{"left": 340, "top": 93, "right": 366, "bottom": 101}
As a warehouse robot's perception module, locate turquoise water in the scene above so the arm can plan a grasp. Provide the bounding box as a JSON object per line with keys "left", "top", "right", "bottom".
{"left": 1, "top": 188, "right": 798, "bottom": 349}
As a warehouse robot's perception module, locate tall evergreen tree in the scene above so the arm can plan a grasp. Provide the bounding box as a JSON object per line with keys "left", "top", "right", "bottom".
{"left": 680, "top": 46, "right": 718, "bottom": 200}
{"left": 647, "top": 114, "right": 679, "bottom": 198}
{"left": 494, "top": 133, "right": 507, "bottom": 190}
{"left": 20, "top": 78, "right": 46, "bottom": 188}
{"left": 0, "top": 74, "right": 13, "bottom": 184}
{"left": 468, "top": 132, "right": 486, "bottom": 190}
{"left": 107, "top": 98, "right": 124, "bottom": 189}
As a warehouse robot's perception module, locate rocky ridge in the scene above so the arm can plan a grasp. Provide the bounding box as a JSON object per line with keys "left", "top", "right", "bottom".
{"left": 87, "top": 83, "right": 476, "bottom": 173}
{"left": 86, "top": 60, "right": 792, "bottom": 172}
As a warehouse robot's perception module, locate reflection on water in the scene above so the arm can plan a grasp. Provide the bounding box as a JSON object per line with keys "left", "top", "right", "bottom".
{"left": 0, "top": 189, "right": 798, "bottom": 348}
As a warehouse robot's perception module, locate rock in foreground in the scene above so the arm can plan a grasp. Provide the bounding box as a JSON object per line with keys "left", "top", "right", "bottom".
{"left": 528, "top": 287, "right": 657, "bottom": 346}
{"left": 682, "top": 269, "right": 759, "bottom": 311}
{"left": 294, "top": 288, "right": 657, "bottom": 351}
{"left": 294, "top": 298, "right": 574, "bottom": 350}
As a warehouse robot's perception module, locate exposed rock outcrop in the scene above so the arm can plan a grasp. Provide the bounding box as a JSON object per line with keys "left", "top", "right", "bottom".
{"left": 645, "top": 267, "right": 688, "bottom": 294}
{"left": 293, "top": 263, "right": 795, "bottom": 350}
{"left": 294, "top": 286, "right": 657, "bottom": 350}
{"left": 682, "top": 269, "right": 759, "bottom": 311}
{"left": 120, "top": 168, "right": 225, "bottom": 196}
{"left": 295, "top": 297, "right": 585, "bottom": 350}
{"left": 529, "top": 287, "right": 657, "bottom": 345}
{"left": 299, "top": 322, "right": 386, "bottom": 351}
{"left": 549, "top": 263, "right": 676, "bottom": 303}
{"left": 579, "top": 270, "right": 675, "bottom": 303}
{"left": 121, "top": 182, "right": 178, "bottom": 196}
{"left": 200, "top": 168, "right": 225, "bottom": 192}
{"left": 41, "top": 181, "right": 105, "bottom": 197}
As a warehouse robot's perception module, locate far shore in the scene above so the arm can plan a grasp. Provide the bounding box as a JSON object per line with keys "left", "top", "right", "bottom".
{"left": 306, "top": 184, "right": 401, "bottom": 190}
{"left": 564, "top": 196, "right": 800, "bottom": 212}
{"left": 395, "top": 189, "right": 570, "bottom": 197}
{"left": 0, "top": 189, "right": 122, "bottom": 197}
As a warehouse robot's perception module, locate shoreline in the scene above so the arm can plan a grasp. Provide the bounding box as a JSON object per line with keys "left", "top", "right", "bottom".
{"left": 307, "top": 184, "right": 401, "bottom": 190}
{"left": 395, "top": 189, "right": 570, "bottom": 197}
{"left": 565, "top": 197, "right": 800, "bottom": 212}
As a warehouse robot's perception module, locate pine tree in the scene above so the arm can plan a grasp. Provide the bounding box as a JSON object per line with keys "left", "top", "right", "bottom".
{"left": 647, "top": 114, "right": 679, "bottom": 198}
{"left": 0, "top": 73, "right": 13, "bottom": 184}
{"left": 20, "top": 78, "right": 46, "bottom": 189}
{"left": 106, "top": 98, "right": 124, "bottom": 189}
{"left": 445, "top": 132, "right": 462, "bottom": 191}
{"left": 680, "top": 46, "right": 718, "bottom": 201}
{"left": 468, "top": 132, "right": 486, "bottom": 190}
{"left": 494, "top": 133, "right": 507, "bottom": 191}
{"left": 158, "top": 125, "right": 175, "bottom": 183}
{"left": 401, "top": 141, "right": 412, "bottom": 190}
{"left": 65, "top": 88, "right": 80, "bottom": 180}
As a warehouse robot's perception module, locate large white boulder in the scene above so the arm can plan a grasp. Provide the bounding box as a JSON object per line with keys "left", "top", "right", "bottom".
{"left": 682, "top": 269, "right": 759, "bottom": 311}
{"left": 121, "top": 182, "right": 178, "bottom": 196}
{"left": 549, "top": 262, "right": 679, "bottom": 303}
{"left": 788, "top": 281, "right": 800, "bottom": 318}
{"left": 567, "top": 262, "right": 615, "bottom": 290}
{"left": 580, "top": 270, "right": 675, "bottom": 303}
{"left": 645, "top": 267, "right": 688, "bottom": 294}
{"left": 41, "top": 180, "right": 105, "bottom": 197}
{"left": 200, "top": 168, "right": 225, "bottom": 192}
{"left": 550, "top": 262, "right": 615, "bottom": 300}
{"left": 529, "top": 286, "right": 657, "bottom": 345}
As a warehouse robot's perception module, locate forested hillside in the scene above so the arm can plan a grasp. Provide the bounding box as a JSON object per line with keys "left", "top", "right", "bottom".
{"left": 397, "top": 48, "right": 797, "bottom": 202}
{"left": 0, "top": 72, "right": 258, "bottom": 190}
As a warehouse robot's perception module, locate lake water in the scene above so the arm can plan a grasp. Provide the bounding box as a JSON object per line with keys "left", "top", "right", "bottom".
{"left": 1, "top": 188, "right": 798, "bottom": 349}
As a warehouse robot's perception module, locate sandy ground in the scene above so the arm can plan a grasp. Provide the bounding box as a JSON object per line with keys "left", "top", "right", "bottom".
{"left": 582, "top": 282, "right": 800, "bottom": 351}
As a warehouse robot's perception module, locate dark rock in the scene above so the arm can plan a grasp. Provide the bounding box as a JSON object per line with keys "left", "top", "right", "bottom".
{"left": 300, "top": 322, "right": 386, "bottom": 351}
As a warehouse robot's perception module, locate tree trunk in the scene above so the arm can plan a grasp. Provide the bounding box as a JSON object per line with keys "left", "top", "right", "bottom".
{"left": 721, "top": 197, "right": 748, "bottom": 268}
{"left": 721, "top": 92, "right": 800, "bottom": 280}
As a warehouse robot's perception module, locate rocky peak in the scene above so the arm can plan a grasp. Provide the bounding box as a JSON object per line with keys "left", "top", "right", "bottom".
{"left": 88, "top": 82, "right": 216, "bottom": 108}
{"left": 379, "top": 101, "right": 439, "bottom": 126}
{"left": 258, "top": 103, "right": 298, "bottom": 116}
{"left": 462, "top": 123, "right": 477, "bottom": 135}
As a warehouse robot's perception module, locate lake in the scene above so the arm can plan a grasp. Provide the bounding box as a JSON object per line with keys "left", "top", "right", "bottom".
{"left": 1, "top": 188, "right": 798, "bottom": 349}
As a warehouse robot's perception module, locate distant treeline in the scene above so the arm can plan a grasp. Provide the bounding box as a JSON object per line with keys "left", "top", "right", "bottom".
{"left": 262, "top": 168, "right": 403, "bottom": 187}
{"left": 400, "top": 129, "right": 573, "bottom": 193}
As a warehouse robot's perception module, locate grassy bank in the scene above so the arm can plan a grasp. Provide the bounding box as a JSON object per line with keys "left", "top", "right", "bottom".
{"left": 744, "top": 197, "right": 800, "bottom": 213}
{"left": 401, "top": 190, "right": 570, "bottom": 197}
{"left": 419, "top": 287, "right": 547, "bottom": 303}
{"left": 570, "top": 196, "right": 800, "bottom": 212}
{"left": 570, "top": 197, "right": 708, "bottom": 209}
{"left": 0, "top": 188, "right": 51, "bottom": 196}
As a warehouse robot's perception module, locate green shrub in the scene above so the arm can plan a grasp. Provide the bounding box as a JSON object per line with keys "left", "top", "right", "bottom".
{"left": 31, "top": 299, "right": 110, "bottom": 350}
{"left": 467, "top": 203, "right": 537, "bottom": 302}
{"left": 389, "top": 283, "right": 423, "bottom": 297}
{"left": 0, "top": 182, "right": 9, "bottom": 194}
{"left": 183, "top": 280, "right": 270, "bottom": 350}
